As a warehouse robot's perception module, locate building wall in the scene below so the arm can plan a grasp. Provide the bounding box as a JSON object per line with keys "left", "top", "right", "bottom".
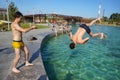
{"left": 24, "top": 14, "right": 83, "bottom": 23}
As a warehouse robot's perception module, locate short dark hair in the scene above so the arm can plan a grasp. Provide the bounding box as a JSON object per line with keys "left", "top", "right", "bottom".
{"left": 69, "top": 42, "right": 75, "bottom": 49}
{"left": 14, "top": 11, "right": 23, "bottom": 18}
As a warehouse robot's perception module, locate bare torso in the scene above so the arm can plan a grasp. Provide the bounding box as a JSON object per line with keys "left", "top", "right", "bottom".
{"left": 72, "top": 27, "right": 86, "bottom": 44}
{"left": 11, "top": 22, "right": 22, "bottom": 41}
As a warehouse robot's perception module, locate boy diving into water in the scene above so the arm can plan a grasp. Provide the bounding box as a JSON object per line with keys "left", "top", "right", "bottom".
{"left": 69, "top": 18, "right": 106, "bottom": 49}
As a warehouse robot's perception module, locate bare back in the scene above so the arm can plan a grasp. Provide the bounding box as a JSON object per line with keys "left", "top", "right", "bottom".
{"left": 11, "top": 22, "right": 22, "bottom": 41}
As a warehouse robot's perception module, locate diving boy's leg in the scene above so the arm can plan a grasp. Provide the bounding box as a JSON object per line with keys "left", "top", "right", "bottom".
{"left": 89, "top": 32, "right": 104, "bottom": 39}
{"left": 12, "top": 48, "right": 21, "bottom": 73}
{"left": 22, "top": 45, "right": 33, "bottom": 66}
{"left": 89, "top": 32, "right": 100, "bottom": 37}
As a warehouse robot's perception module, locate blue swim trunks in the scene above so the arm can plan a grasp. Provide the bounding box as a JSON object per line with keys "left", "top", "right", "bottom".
{"left": 80, "top": 24, "right": 91, "bottom": 34}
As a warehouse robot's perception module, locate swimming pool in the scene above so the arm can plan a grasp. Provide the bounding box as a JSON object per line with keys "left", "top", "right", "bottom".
{"left": 41, "top": 25, "right": 120, "bottom": 80}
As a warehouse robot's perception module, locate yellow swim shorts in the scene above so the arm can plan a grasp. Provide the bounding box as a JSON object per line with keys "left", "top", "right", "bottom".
{"left": 12, "top": 40, "right": 24, "bottom": 49}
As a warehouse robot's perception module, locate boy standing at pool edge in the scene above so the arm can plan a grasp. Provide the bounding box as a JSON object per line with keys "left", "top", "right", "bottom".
{"left": 69, "top": 17, "right": 105, "bottom": 49}
{"left": 11, "top": 11, "right": 37, "bottom": 73}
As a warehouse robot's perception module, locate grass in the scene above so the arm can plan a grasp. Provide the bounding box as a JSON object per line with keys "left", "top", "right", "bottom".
{"left": 21, "top": 23, "right": 48, "bottom": 29}
{"left": 36, "top": 25, "right": 48, "bottom": 28}
{"left": 0, "top": 23, "right": 49, "bottom": 32}
{"left": 100, "top": 22, "right": 120, "bottom": 27}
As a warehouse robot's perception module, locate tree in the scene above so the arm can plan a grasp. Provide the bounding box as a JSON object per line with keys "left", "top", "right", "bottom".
{"left": 0, "top": 13, "right": 3, "bottom": 20}
{"left": 8, "top": 2, "right": 18, "bottom": 21}
{"left": 109, "top": 13, "right": 120, "bottom": 22}
{"left": 102, "top": 16, "right": 108, "bottom": 22}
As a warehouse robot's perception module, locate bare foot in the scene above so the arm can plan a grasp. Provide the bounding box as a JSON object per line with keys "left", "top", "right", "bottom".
{"left": 100, "top": 33, "right": 104, "bottom": 39}
{"left": 12, "top": 68, "right": 20, "bottom": 73}
{"left": 25, "top": 63, "right": 33, "bottom": 66}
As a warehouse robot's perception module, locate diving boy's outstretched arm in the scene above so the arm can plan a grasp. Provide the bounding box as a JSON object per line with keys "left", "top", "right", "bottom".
{"left": 87, "top": 18, "right": 101, "bottom": 26}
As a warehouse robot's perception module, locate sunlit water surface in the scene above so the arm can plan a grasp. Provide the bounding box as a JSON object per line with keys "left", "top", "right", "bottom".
{"left": 41, "top": 25, "right": 120, "bottom": 80}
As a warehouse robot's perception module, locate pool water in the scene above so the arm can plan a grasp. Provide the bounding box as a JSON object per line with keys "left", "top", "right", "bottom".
{"left": 41, "top": 25, "right": 120, "bottom": 80}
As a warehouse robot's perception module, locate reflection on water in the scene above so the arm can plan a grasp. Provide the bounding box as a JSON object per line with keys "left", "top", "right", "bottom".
{"left": 41, "top": 25, "right": 120, "bottom": 80}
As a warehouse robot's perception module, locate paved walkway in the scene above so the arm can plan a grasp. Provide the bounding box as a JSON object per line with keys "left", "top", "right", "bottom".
{"left": 0, "top": 28, "right": 52, "bottom": 80}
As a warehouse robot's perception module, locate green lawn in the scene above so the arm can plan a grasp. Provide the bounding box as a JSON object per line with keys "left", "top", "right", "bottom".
{"left": 21, "top": 23, "right": 48, "bottom": 29}
{"left": 0, "top": 23, "right": 49, "bottom": 32}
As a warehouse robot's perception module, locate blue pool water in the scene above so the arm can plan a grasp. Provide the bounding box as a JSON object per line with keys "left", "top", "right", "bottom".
{"left": 41, "top": 25, "right": 120, "bottom": 80}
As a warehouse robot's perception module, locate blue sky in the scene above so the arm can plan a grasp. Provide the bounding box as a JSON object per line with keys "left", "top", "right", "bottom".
{"left": 1, "top": 0, "right": 120, "bottom": 18}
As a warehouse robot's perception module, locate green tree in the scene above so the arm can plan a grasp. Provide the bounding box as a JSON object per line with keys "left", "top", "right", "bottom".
{"left": 0, "top": 13, "right": 3, "bottom": 20}
{"left": 0, "top": 12, "right": 7, "bottom": 20}
{"left": 102, "top": 16, "right": 108, "bottom": 22}
{"left": 8, "top": 2, "right": 18, "bottom": 21}
{"left": 109, "top": 13, "right": 120, "bottom": 22}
